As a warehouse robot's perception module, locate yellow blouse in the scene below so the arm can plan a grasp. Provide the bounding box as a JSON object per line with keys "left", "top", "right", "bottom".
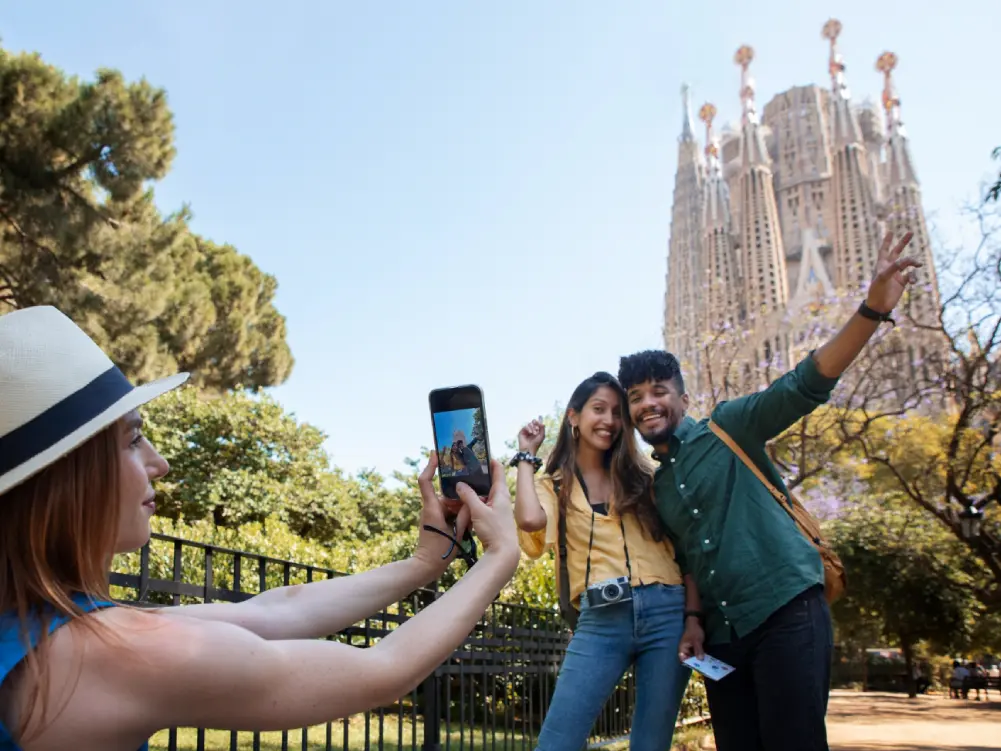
{"left": 518, "top": 472, "right": 683, "bottom": 609}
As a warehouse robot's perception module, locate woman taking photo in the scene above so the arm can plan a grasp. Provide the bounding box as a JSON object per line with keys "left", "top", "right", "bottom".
{"left": 0, "top": 306, "right": 519, "bottom": 751}
{"left": 512, "top": 372, "right": 697, "bottom": 751}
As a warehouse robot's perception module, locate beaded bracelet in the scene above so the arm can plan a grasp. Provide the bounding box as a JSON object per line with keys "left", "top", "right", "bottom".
{"left": 508, "top": 451, "right": 543, "bottom": 472}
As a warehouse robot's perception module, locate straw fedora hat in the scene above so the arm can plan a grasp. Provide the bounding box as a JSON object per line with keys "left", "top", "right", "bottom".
{"left": 0, "top": 306, "right": 189, "bottom": 496}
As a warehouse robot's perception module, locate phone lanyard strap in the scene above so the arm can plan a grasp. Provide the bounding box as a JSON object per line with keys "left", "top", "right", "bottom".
{"left": 577, "top": 469, "right": 633, "bottom": 591}
{"left": 422, "top": 522, "right": 478, "bottom": 568}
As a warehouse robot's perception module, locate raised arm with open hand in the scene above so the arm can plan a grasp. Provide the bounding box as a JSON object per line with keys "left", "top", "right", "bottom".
{"left": 813, "top": 230, "right": 921, "bottom": 379}
{"left": 865, "top": 230, "right": 920, "bottom": 314}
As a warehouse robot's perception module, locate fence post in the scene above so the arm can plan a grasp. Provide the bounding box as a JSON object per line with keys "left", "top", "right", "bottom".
{"left": 421, "top": 670, "right": 442, "bottom": 751}
{"left": 421, "top": 578, "right": 442, "bottom": 751}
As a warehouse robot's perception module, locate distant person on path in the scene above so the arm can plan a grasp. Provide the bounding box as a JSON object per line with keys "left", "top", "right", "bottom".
{"left": 512, "top": 372, "right": 697, "bottom": 751}
{"left": 950, "top": 660, "right": 971, "bottom": 699}
{"left": 0, "top": 306, "right": 520, "bottom": 751}
{"left": 617, "top": 231, "right": 921, "bottom": 751}
{"left": 968, "top": 662, "right": 988, "bottom": 701}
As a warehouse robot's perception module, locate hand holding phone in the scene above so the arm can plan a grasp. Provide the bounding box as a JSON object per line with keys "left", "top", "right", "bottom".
{"left": 415, "top": 449, "right": 518, "bottom": 575}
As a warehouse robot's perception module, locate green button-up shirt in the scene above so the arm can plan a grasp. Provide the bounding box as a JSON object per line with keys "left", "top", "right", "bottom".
{"left": 653, "top": 354, "right": 840, "bottom": 645}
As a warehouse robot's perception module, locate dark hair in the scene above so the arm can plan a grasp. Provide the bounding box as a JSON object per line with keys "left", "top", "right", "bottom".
{"left": 544, "top": 372, "right": 664, "bottom": 541}
{"left": 617, "top": 350, "right": 685, "bottom": 394}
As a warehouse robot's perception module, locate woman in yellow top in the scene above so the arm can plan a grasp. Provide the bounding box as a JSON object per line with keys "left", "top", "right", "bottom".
{"left": 513, "top": 372, "right": 694, "bottom": 751}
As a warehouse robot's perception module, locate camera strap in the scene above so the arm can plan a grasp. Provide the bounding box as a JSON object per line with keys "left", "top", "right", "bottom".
{"left": 575, "top": 468, "right": 633, "bottom": 591}
{"left": 553, "top": 476, "right": 578, "bottom": 630}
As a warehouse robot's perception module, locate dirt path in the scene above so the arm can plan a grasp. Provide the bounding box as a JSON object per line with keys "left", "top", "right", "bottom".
{"left": 826, "top": 689, "right": 1000, "bottom": 750}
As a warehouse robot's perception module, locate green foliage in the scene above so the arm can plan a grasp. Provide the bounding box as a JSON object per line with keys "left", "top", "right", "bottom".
{"left": 143, "top": 387, "right": 420, "bottom": 542}
{"left": 773, "top": 407, "right": 1000, "bottom": 603}
{"left": 113, "top": 515, "right": 339, "bottom": 604}
{"left": 0, "top": 43, "right": 292, "bottom": 391}
{"left": 828, "top": 497, "right": 979, "bottom": 658}
{"left": 112, "top": 513, "right": 465, "bottom": 607}
{"left": 501, "top": 552, "right": 558, "bottom": 611}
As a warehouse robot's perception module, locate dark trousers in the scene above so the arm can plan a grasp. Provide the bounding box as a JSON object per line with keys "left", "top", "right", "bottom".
{"left": 704, "top": 585, "right": 833, "bottom": 751}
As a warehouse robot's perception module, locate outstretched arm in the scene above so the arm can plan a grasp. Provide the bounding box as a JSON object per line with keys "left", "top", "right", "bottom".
{"left": 39, "top": 476, "right": 519, "bottom": 747}
{"left": 715, "top": 232, "right": 920, "bottom": 445}
{"left": 168, "top": 452, "right": 473, "bottom": 640}
{"left": 812, "top": 231, "right": 918, "bottom": 379}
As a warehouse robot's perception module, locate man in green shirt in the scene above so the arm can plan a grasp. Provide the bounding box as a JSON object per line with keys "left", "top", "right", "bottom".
{"left": 616, "top": 232, "right": 919, "bottom": 751}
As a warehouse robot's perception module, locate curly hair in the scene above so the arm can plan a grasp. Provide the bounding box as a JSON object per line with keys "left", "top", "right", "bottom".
{"left": 617, "top": 350, "right": 685, "bottom": 394}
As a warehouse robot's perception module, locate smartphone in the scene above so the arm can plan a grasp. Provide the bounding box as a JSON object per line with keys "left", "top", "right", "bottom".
{"left": 429, "top": 385, "right": 492, "bottom": 500}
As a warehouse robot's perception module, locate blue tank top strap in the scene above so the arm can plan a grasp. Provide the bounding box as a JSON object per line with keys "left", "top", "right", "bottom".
{"left": 0, "top": 593, "right": 147, "bottom": 751}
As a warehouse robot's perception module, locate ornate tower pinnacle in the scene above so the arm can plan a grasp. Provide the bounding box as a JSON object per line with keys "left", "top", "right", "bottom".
{"left": 734, "top": 45, "right": 758, "bottom": 126}
{"left": 680, "top": 83, "right": 696, "bottom": 142}
{"left": 876, "top": 51, "right": 904, "bottom": 136}
{"left": 822, "top": 19, "right": 851, "bottom": 101}
{"left": 699, "top": 102, "right": 718, "bottom": 162}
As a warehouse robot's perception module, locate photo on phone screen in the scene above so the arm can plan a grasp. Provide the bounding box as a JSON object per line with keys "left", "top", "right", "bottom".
{"left": 429, "top": 385, "right": 492, "bottom": 500}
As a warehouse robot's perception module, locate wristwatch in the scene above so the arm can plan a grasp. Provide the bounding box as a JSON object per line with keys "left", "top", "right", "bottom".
{"left": 857, "top": 301, "right": 896, "bottom": 327}
{"left": 509, "top": 451, "right": 543, "bottom": 472}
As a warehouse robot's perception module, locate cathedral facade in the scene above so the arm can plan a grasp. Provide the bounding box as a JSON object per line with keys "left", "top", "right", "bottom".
{"left": 663, "top": 20, "right": 940, "bottom": 395}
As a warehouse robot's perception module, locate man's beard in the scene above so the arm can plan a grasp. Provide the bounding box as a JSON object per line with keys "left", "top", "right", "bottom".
{"left": 636, "top": 417, "right": 680, "bottom": 447}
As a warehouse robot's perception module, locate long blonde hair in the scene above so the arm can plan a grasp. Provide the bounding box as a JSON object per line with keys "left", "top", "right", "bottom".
{"left": 0, "top": 425, "right": 121, "bottom": 735}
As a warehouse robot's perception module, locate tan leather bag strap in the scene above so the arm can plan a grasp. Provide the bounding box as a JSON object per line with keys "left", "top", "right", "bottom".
{"left": 708, "top": 419, "right": 792, "bottom": 512}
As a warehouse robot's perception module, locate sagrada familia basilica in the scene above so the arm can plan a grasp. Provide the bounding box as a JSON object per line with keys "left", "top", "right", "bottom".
{"left": 663, "top": 19, "right": 940, "bottom": 394}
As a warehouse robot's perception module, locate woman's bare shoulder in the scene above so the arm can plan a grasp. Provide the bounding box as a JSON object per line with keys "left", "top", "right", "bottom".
{"left": 7, "top": 607, "right": 201, "bottom": 749}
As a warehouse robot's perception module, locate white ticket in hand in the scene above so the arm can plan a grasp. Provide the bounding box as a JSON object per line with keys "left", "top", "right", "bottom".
{"left": 683, "top": 654, "right": 735, "bottom": 682}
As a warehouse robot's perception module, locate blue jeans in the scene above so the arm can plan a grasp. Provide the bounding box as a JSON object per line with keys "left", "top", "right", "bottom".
{"left": 535, "top": 583, "right": 690, "bottom": 751}
{"left": 704, "top": 585, "right": 833, "bottom": 751}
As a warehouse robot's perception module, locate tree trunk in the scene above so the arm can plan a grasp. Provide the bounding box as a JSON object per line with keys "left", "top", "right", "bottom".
{"left": 901, "top": 639, "right": 917, "bottom": 699}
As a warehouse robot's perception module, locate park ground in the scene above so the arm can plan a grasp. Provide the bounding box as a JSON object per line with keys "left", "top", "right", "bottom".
{"left": 147, "top": 688, "right": 999, "bottom": 751}
{"left": 665, "top": 690, "right": 999, "bottom": 750}
{"left": 825, "top": 689, "right": 1000, "bottom": 750}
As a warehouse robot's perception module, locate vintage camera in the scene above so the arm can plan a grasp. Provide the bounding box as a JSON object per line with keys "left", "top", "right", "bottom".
{"left": 584, "top": 576, "right": 632, "bottom": 609}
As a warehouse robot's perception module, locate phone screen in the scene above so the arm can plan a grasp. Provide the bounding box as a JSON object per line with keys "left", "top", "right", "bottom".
{"left": 429, "top": 385, "right": 492, "bottom": 500}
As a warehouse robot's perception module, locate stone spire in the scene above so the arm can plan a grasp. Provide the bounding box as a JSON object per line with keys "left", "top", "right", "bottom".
{"left": 876, "top": 50, "right": 939, "bottom": 323}
{"left": 822, "top": 18, "right": 881, "bottom": 290}
{"left": 822, "top": 18, "right": 864, "bottom": 148}
{"left": 699, "top": 101, "right": 741, "bottom": 332}
{"left": 877, "top": 51, "right": 918, "bottom": 187}
{"left": 680, "top": 83, "right": 696, "bottom": 142}
{"left": 734, "top": 45, "right": 769, "bottom": 166}
{"left": 733, "top": 45, "right": 788, "bottom": 317}
{"left": 663, "top": 83, "right": 706, "bottom": 369}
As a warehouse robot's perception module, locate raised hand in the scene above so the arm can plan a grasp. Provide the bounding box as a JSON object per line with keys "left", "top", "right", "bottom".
{"left": 866, "top": 231, "right": 921, "bottom": 314}
{"left": 518, "top": 418, "right": 546, "bottom": 454}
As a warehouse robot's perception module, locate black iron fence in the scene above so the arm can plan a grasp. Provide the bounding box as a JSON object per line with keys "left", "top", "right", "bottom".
{"left": 110, "top": 533, "right": 707, "bottom": 751}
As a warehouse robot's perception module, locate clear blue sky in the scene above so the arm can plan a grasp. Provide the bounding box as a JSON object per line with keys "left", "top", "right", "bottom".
{"left": 3, "top": 2, "right": 998, "bottom": 479}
